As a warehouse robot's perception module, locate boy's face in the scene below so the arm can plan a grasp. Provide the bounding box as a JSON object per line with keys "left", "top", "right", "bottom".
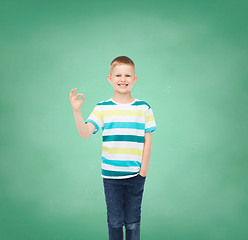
{"left": 108, "top": 64, "right": 137, "bottom": 94}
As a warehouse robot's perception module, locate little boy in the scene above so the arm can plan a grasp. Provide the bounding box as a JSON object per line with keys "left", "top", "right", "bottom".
{"left": 69, "top": 56, "right": 157, "bottom": 240}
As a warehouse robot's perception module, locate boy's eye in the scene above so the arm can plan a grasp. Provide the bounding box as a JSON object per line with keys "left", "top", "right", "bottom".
{"left": 116, "top": 75, "right": 131, "bottom": 77}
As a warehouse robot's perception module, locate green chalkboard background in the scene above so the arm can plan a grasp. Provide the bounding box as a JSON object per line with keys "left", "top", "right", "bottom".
{"left": 1, "top": 0, "right": 247, "bottom": 239}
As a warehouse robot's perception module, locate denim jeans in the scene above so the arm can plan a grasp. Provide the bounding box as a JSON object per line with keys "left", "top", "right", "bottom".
{"left": 103, "top": 173, "right": 146, "bottom": 240}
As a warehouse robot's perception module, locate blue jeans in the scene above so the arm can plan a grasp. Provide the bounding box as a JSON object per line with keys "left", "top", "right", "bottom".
{"left": 103, "top": 173, "right": 146, "bottom": 240}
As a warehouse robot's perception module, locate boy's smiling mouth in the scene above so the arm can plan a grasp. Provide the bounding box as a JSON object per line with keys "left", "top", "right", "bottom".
{"left": 118, "top": 83, "right": 128, "bottom": 88}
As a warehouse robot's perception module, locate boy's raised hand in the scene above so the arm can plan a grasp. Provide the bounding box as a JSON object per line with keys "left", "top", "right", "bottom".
{"left": 69, "top": 88, "right": 85, "bottom": 112}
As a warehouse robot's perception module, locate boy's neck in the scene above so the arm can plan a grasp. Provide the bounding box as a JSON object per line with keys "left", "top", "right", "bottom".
{"left": 112, "top": 94, "right": 135, "bottom": 104}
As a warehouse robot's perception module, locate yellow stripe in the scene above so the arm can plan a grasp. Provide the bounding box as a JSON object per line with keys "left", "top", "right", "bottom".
{"left": 92, "top": 109, "right": 104, "bottom": 123}
{"left": 145, "top": 113, "right": 155, "bottom": 123}
{"left": 103, "top": 110, "right": 145, "bottom": 117}
{"left": 102, "top": 146, "right": 143, "bottom": 156}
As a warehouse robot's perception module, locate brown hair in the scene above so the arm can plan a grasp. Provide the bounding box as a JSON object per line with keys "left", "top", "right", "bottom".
{"left": 110, "top": 56, "right": 135, "bottom": 76}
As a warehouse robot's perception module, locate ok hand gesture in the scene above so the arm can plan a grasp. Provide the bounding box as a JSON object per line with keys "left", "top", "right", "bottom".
{"left": 69, "top": 88, "right": 85, "bottom": 112}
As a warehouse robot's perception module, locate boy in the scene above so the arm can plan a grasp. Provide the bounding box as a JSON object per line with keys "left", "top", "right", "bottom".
{"left": 69, "top": 56, "right": 157, "bottom": 240}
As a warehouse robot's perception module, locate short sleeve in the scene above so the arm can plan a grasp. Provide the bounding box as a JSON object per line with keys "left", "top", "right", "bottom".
{"left": 85, "top": 104, "right": 104, "bottom": 134}
{"left": 145, "top": 106, "right": 157, "bottom": 133}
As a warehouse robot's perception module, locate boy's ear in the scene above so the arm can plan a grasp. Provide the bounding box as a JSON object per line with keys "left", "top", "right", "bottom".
{"left": 134, "top": 76, "right": 137, "bottom": 83}
{"left": 107, "top": 75, "right": 111, "bottom": 83}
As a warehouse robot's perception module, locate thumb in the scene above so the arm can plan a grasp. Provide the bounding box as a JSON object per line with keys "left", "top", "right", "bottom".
{"left": 77, "top": 94, "right": 85, "bottom": 101}
{"left": 75, "top": 93, "right": 84, "bottom": 99}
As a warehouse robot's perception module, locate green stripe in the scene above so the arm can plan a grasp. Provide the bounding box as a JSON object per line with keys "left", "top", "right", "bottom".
{"left": 103, "top": 135, "right": 144, "bottom": 143}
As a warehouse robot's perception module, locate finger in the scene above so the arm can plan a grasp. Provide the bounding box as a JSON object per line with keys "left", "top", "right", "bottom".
{"left": 75, "top": 93, "right": 83, "bottom": 99}
{"left": 71, "top": 88, "right": 77, "bottom": 97}
{"left": 77, "top": 93, "right": 85, "bottom": 100}
{"left": 69, "top": 89, "right": 73, "bottom": 100}
{"left": 73, "top": 88, "right": 77, "bottom": 94}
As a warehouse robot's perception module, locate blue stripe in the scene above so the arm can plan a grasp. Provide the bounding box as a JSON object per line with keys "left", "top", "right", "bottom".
{"left": 145, "top": 126, "right": 157, "bottom": 133}
{"left": 103, "top": 135, "right": 144, "bottom": 143}
{"left": 101, "top": 169, "right": 139, "bottom": 177}
{"left": 104, "top": 122, "right": 145, "bottom": 130}
{"left": 102, "top": 157, "right": 141, "bottom": 167}
{"left": 85, "top": 119, "right": 99, "bottom": 134}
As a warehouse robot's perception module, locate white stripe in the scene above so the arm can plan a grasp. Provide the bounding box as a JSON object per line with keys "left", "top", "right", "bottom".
{"left": 94, "top": 105, "right": 102, "bottom": 112}
{"left": 102, "top": 141, "right": 144, "bottom": 149}
{"left": 102, "top": 151, "right": 142, "bottom": 161}
{"left": 87, "top": 115, "right": 103, "bottom": 128}
{"left": 145, "top": 120, "right": 156, "bottom": 129}
{"left": 145, "top": 107, "right": 154, "bottom": 116}
{"left": 104, "top": 115, "right": 145, "bottom": 123}
{"left": 102, "top": 104, "right": 146, "bottom": 111}
{"left": 103, "top": 128, "right": 145, "bottom": 136}
{"left": 101, "top": 163, "right": 140, "bottom": 172}
{"left": 102, "top": 174, "right": 139, "bottom": 179}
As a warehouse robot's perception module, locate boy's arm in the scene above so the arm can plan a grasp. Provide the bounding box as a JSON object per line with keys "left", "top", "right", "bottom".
{"left": 73, "top": 110, "right": 96, "bottom": 139}
{"left": 139, "top": 132, "right": 152, "bottom": 177}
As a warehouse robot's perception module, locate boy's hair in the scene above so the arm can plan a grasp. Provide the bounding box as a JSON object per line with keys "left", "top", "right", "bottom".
{"left": 110, "top": 56, "right": 135, "bottom": 76}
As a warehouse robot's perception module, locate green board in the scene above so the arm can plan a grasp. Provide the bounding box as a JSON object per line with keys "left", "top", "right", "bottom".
{"left": 1, "top": 0, "right": 247, "bottom": 239}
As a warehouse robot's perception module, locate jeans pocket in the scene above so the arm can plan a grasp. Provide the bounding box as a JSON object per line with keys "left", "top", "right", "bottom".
{"left": 138, "top": 173, "right": 146, "bottom": 179}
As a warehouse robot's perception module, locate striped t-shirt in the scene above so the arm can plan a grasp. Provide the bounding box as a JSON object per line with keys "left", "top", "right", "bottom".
{"left": 85, "top": 97, "right": 157, "bottom": 179}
